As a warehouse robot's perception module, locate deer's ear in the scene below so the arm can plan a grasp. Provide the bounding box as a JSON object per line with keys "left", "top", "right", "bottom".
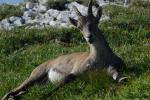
{"left": 96, "top": 6, "right": 102, "bottom": 22}
{"left": 69, "top": 17, "right": 78, "bottom": 27}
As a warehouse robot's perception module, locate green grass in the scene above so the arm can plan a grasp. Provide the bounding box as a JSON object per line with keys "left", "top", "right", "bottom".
{"left": 0, "top": 1, "right": 150, "bottom": 100}
{"left": 0, "top": 4, "right": 23, "bottom": 21}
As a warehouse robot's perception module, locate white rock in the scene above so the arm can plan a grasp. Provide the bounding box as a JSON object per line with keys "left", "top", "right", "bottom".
{"left": 60, "top": 22, "right": 69, "bottom": 28}
{"left": 13, "top": 18, "right": 25, "bottom": 26}
{"left": 69, "top": 11, "right": 78, "bottom": 20}
{"left": 26, "top": 2, "right": 34, "bottom": 9}
{"left": 9, "top": 16, "right": 19, "bottom": 22}
{"left": 96, "top": 0, "right": 109, "bottom": 6}
{"left": 32, "top": 3, "right": 47, "bottom": 13}
{"left": 43, "top": 13, "right": 50, "bottom": 18}
{"left": 23, "top": 10, "right": 37, "bottom": 17}
{"left": 0, "top": 1, "right": 111, "bottom": 30}
{"left": 40, "top": 17, "right": 54, "bottom": 25}
{"left": 38, "top": 4, "right": 47, "bottom": 13}
{"left": 31, "top": 3, "right": 39, "bottom": 11}
{"left": 66, "top": 2, "right": 87, "bottom": 16}
{"left": 57, "top": 11, "right": 70, "bottom": 22}
{"left": 1, "top": 19, "right": 12, "bottom": 30}
{"left": 46, "top": 9, "right": 60, "bottom": 18}
{"left": 49, "top": 20, "right": 61, "bottom": 27}
{"left": 66, "top": 2, "right": 97, "bottom": 17}
{"left": 25, "top": 18, "right": 38, "bottom": 24}
{"left": 38, "top": 0, "right": 48, "bottom": 5}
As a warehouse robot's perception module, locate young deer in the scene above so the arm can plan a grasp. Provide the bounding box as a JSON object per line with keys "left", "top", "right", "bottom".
{"left": 2, "top": 0, "right": 127, "bottom": 99}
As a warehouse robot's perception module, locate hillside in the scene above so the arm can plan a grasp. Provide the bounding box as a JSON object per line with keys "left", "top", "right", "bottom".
{"left": 0, "top": 0, "right": 150, "bottom": 99}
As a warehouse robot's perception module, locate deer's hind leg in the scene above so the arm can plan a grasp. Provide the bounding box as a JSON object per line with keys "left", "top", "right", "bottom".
{"left": 2, "top": 64, "right": 48, "bottom": 100}
{"left": 107, "top": 66, "right": 128, "bottom": 83}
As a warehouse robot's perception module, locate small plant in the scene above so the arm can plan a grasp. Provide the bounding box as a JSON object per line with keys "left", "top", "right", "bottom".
{"left": 131, "top": 0, "right": 150, "bottom": 8}
{"left": 47, "top": 0, "right": 69, "bottom": 10}
{"left": 0, "top": 4, "right": 23, "bottom": 21}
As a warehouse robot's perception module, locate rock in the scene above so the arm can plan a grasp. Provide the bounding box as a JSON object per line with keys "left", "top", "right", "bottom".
{"left": 40, "top": 17, "right": 54, "bottom": 25}
{"left": 38, "top": 0, "right": 48, "bottom": 6}
{"left": 66, "top": 2, "right": 87, "bottom": 16}
{"left": 46, "top": 9, "right": 60, "bottom": 18}
{"left": 57, "top": 11, "right": 70, "bottom": 22}
{"left": 96, "top": 0, "right": 109, "bottom": 6}
{"left": 69, "top": 11, "right": 78, "bottom": 20}
{"left": 9, "top": 16, "right": 25, "bottom": 24}
{"left": 43, "top": 13, "right": 50, "bottom": 19}
{"left": 0, "top": 19, "right": 12, "bottom": 30}
{"left": 31, "top": 3, "right": 39, "bottom": 11}
{"left": 9, "top": 16, "right": 19, "bottom": 23}
{"left": 49, "top": 20, "right": 61, "bottom": 27}
{"left": 13, "top": 17, "right": 25, "bottom": 26}
{"left": 26, "top": 2, "right": 34, "bottom": 9}
{"left": 60, "top": 22, "right": 69, "bottom": 28}
{"left": 23, "top": 10, "right": 37, "bottom": 17}
{"left": 25, "top": 18, "right": 39, "bottom": 25}
{"left": 38, "top": 4, "right": 47, "bottom": 13}
{"left": 66, "top": 2, "right": 97, "bottom": 16}
{"left": 32, "top": 3, "right": 47, "bottom": 13}
{"left": 0, "top": 1, "right": 111, "bottom": 30}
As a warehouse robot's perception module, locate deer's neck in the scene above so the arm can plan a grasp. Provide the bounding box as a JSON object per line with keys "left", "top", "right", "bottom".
{"left": 88, "top": 30, "right": 113, "bottom": 64}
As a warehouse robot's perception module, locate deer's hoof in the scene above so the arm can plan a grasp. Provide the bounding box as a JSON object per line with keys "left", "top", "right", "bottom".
{"left": 2, "top": 92, "right": 14, "bottom": 100}
{"left": 8, "top": 97, "right": 15, "bottom": 100}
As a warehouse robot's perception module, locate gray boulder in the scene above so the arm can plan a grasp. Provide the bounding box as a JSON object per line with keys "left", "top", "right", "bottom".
{"left": 57, "top": 11, "right": 70, "bottom": 22}
{"left": 49, "top": 20, "right": 61, "bottom": 27}
{"left": 40, "top": 17, "right": 54, "bottom": 25}
{"left": 0, "top": 19, "right": 12, "bottom": 30}
{"left": 66, "top": 2, "right": 88, "bottom": 16}
{"left": 46, "top": 9, "right": 60, "bottom": 18}
{"left": 0, "top": 1, "right": 111, "bottom": 30}
{"left": 60, "top": 22, "right": 69, "bottom": 28}
{"left": 9, "top": 16, "right": 19, "bottom": 22}
{"left": 23, "top": 10, "right": 37, "bottom": 17}
{"left": 38, "top": 0, "right": 48, "bottom": 6}
{"left": 38, "top": 4, "right": 47, "bottom": 13}
{"left": 26, "top": 2, "right": 34, "bottom": 9}
{"left": 9, "top": 16, "right": 25, "bottom": 26}
{"left": 13, "top": 18, "right": 25, "bottom": 26}
{"left": 66, "top": 2, "right": 97, "bottom": 17}
{"left": 96, "top": 0, "right": 109, "bottom": 6}
{"left": 32, "top": 3, "right": 47, "bottom": 13}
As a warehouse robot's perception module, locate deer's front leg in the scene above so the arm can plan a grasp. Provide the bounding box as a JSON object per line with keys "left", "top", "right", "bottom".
{"left": 107, "top": 66, "right": 128, "bottom": 82}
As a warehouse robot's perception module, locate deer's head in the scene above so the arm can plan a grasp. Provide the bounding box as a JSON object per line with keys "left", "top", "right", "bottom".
{"left": 69, "top": 0, "right": 102, "bottom": 44}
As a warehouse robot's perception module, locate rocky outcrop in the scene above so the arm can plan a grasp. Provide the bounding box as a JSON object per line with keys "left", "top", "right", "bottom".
{"left": 0, "top": 1, "right": 110, "bottom": 30}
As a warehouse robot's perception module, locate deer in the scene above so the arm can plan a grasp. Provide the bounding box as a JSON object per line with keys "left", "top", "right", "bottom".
{"left": 2, "top": 0, "right": 128, "bottom": 99}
